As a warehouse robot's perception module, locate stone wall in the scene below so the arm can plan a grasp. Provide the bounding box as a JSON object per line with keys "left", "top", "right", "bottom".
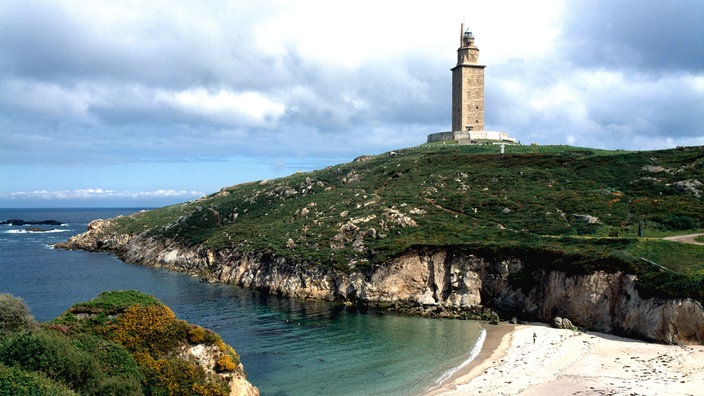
{"left": 427, "top": 130, "right": 519, "bottom": 144}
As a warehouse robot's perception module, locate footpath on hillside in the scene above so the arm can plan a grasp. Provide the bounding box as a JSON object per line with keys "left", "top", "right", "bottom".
{"left": 663, "top": 233, "right": 704, "bottom": 246}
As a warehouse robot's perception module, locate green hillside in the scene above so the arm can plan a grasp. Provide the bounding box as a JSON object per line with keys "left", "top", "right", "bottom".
{"left": 109, "top": 145, "right": 704, "bottom": 301}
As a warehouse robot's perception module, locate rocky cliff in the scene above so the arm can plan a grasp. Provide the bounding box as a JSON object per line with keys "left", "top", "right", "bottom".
{"left": 57, "top": 219, "right": 704, "bottom": 345}
{"left": 180, "top": 343, "right": 259, "bottom": 396}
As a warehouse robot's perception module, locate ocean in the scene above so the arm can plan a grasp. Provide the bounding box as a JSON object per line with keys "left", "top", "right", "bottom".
{"left": 0, "top": 208, "right": 484, "bottom": 395}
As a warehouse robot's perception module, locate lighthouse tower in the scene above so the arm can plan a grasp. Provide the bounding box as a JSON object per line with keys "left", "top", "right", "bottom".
{"left": 451, "top": 24, "right": 485, "bottom": 132}
{"left": 426, "top": 25, "right": 518, "bottom": 145}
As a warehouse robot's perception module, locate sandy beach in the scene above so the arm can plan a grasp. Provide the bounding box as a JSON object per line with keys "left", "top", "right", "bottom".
{"left": 427, "top": 322, "right": 704, "bottom": 396}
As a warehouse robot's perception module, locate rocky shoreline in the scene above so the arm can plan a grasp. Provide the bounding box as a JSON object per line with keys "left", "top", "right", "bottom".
{"left": 57, "top": 218, "right": 704, "bottom": 345}
{"left": 1, "top": 218, "right": 63, "bottom": 226}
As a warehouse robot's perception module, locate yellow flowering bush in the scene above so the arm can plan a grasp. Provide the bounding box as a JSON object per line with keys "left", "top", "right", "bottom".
{"left": 215, "top": 354, "right": 237, "bottom": 372}
{"left": 191, "top": 383, "right": 230, "bottom": 396}
{"left": 188, "top": 325, "right": 208, "bottom": 344}
{"left": 107, "top": 304, "right": 189, "bottom": 354}
{"left": 134, "top": 351, "right": 229, "bottom": 396}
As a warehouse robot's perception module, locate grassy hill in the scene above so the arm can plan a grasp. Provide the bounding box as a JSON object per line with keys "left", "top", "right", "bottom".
{"left": 108, "top": 144, "right": 704, "bottom": 301}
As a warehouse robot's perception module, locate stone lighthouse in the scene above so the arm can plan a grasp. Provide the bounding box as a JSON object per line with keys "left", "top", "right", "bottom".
{"left": 452, "top": 23, "right": 485, "bottom": 132}
{"left": 427, "top": 25, "right": 518, "bottom": 144}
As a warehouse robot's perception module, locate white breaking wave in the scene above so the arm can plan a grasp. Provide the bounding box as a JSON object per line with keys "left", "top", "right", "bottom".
{"left": 429, "top": 327, "right": 487, "bottom": 390}
{"left": 5, "top": 229, "right": 68, "bottom": 234}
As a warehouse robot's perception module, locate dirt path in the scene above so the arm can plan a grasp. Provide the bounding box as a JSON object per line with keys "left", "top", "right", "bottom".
{"left": 663, "top": 233, "right": 704, "bottom": 246}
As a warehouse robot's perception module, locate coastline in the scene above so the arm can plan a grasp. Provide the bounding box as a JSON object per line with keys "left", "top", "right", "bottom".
{"left": 426, "top": 322, "right": 704, "bottom": 396}
{"left": 425, "top": 321, "right": 514, "bottom": 395}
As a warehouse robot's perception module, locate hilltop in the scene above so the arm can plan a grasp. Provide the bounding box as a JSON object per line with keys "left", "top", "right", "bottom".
{"left": 58, "top": 145, "right": 704, "bottom": 343}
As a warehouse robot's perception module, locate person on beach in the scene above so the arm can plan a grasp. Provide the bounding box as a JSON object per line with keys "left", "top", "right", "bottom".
{"left": 533, "top": 332, "right": 537, "bottom": 343}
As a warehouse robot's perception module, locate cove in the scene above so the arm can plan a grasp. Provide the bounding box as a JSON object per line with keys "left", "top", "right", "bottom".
{"left": 0, "top": 208, "right": 484, "bottom": 395}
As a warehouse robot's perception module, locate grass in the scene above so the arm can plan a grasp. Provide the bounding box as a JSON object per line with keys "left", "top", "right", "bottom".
{"left": 625, "top": 238, "right": 704, "bottom": 274}
{"left": 100, "top": 145, "right": 704, "bottom": 301}
{"left": 69, "top": 290, "right": 162, "bottom": 315}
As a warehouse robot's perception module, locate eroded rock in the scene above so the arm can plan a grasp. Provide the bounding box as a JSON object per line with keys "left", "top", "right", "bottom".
{"left": 58, "top": 225, "right": 704, "bottom": 345}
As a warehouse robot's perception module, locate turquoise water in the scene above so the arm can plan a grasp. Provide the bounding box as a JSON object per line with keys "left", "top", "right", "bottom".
{"left": 0, "top": 208, "right": 484, "bottom": 395}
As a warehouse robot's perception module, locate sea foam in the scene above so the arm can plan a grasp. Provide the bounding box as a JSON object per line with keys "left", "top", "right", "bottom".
{"left": 4, "top": 229, "right": 68, "bottom": 234}
{"left": 429, "top": 327, "right": 487, "bottom": 390}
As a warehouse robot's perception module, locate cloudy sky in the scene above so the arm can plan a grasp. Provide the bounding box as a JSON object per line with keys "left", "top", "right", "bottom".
{"left": 1, "top": 0, "right": 703, "bottom": 207}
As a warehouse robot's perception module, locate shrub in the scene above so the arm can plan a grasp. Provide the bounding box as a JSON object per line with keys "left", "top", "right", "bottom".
{"left": 0, "top": 330, "right": 102, "bottom": 394}
{"left": 136, "top": 353, "right": 228, "bottom": 396}
{"left": 661, "top": 215, "right": 699, "bottom": 231}
{"left": 213, "top": 341, "right": 241, "bottom": 373}
{"left": 188, "top": 326, "right": 219, "bottom": 345}
{"left": 71, "top": 333, "right": 143, "bottom": 394}
{"left": 188, "top": 325, "right": 208, "bottom": 344}
{"left": 92, "top": 376, "right": 143, "bottom": 396}
{"left": 214, "top": 354, "right": 237, "bottom": 373}
{"left": 0, "top": 294, "right": 35, "bottom": 334}
{"left": 191, "top": 382, "right": 231, "bottom": 396}
{"left": 0, "top": 363, "right": 77, "bottom": 396}
{"left": 107, "top": 304, "right": 189, "bottom": 355}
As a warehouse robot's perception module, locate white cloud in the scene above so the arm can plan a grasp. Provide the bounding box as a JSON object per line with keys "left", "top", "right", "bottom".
{"left": 0, "top": 189, "right": 205, "bottom": 201}
{"left": 694, "top": 76, "right": 704, "bottom": 93}
{"left": 1, "top": 0, "right": 703, "bottom": 206}
{"left": 165, "top": 88, "right": 286, "bottom": 127}
{"left": 466, "top": 0, "right": 565, "bottom": 64}
{"left": 251, "top": 0, "right": 564, "bottom": 69}
{"left": 253, "top": 2, "right": 445, "bottom": 68}
{"left": 0, "top": 79, "right": 92, "bottom": 120}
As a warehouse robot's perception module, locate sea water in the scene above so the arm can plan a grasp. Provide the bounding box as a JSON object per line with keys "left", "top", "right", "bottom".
{"left": 0, "top": 208, "right": 484, "bottom": 395}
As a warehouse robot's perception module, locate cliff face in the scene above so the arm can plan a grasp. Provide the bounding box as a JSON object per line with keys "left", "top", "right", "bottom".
{"left": 180, "top": 344, "right": 258, "bottom": 396}
{"left": 58, "top": 219, "right": 704, "bottom": 345}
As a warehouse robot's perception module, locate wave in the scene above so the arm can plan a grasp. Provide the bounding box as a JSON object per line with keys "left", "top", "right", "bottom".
{"left": 4, "top": 229, "right": 69, "bottom": 234}
{"left": 2, "top": 223, "right": 68, "bottom": 227}
{"left": 428, "top": 327, "right": 487, "bottom": 390}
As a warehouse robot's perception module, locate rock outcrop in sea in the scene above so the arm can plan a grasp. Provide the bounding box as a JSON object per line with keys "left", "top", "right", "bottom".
{"left": 57, "top": 218, "right": 704, "bottom": 345}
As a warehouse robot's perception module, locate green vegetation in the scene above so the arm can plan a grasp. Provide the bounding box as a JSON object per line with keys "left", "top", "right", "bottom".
{"left": 68, "top": 289, "right": 162, "bottom": 315}
{"left": 0, "top": 364, "right": 77, "bottom": 396}
{"left": 105, "top": 145, "right": 703, "bottom": 301}
{"left": 0, "top": 294, "right": 35, "bottom": 334}
{"left": 0, "top": 292, "right": 242, "bottom": 396}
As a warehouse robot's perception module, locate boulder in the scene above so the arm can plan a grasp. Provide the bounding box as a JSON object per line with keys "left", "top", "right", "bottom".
{"left": 552, "top": 316, "right": 575, "bottom": 330}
